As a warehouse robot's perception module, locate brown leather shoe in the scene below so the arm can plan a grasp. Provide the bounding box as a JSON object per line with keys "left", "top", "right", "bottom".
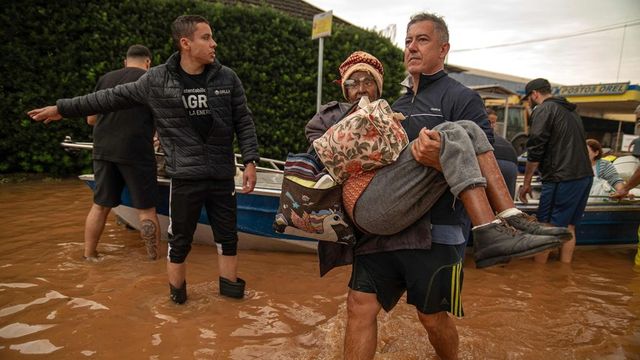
{"left": 473, "top": 220, "right": 564, "bottom": 268}
{"left": 501, "top": 213, "right": 572, "bottom": 240}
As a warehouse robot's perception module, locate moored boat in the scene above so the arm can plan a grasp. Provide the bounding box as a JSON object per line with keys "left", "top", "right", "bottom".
{"left": 514, "top": 178, "right": 640, "bottom": 246}
{"left": 66, "top": 140, "right": 640, "bottom": 249}
{"left": 83, "top": 174, "right": 640, "bottom": 249}
{"left": 79, "top": 165, "right": 319, "bottom": 253}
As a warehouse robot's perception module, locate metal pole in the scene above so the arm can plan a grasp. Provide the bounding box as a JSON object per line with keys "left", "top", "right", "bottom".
{"left": 615, "top": 24, "right": 627, "bottom": 82}
{"left": 616, "top": 120, "right": 623, "bottom": 151}
{"left": 503, "top": 98, "right": 509, "bottom": 138}
{"left": 316, "top": 37, "right": 324, "bottom": 113}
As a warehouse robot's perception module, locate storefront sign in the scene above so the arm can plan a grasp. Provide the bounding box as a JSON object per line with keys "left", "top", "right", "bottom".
{"left": 559, "top": 82, "right": 629, "bottom": 97}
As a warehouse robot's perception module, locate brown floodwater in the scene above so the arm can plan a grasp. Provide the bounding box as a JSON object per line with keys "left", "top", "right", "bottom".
{"left": 0, "top": 179, "right": 639, "bottom": 359}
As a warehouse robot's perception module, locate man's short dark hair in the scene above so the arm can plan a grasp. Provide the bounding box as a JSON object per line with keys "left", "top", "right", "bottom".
{"left": 171, "top": 15, "right": 210, "bottom": 50}
{"left": 535, "top": 86, "right": 552, "bottom": 95}
{"left": 486, "top": 108, "right": 497, "bottom": 116}
{"left": 407, "top": 12, "right": 449, "bottom": 44}
{"left": 126, "top": 44, "right": 151, "bottom": 59}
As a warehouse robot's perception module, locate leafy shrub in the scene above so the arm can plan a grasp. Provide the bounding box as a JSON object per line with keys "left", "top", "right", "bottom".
{"left": 1, "top": 0, "right": 404, "bottom": 175}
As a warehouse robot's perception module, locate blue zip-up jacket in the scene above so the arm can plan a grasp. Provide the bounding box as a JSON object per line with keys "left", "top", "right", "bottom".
{"left": 392, "top": 71, "right": 492, "bottom": 227}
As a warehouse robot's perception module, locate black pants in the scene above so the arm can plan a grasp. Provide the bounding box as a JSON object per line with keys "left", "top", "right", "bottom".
{"left": 168, "top": 178, "right": 238, "bottom": 263}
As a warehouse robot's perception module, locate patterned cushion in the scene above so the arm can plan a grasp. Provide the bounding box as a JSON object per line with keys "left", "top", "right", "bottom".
{"left": 312, "top": 97, "right": 408, "bottom": 184}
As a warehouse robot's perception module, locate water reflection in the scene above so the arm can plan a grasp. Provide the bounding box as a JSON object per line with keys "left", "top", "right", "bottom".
{"left": 0, "top": 179, "right": 639, "bottom": 359}
{"left": 9, "top": 339, "right": 63, "bottom": 355}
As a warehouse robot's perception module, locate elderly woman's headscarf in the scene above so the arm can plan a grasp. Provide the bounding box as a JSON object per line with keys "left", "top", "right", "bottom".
{"left": 337, "top": 51, "right": 384, "bottom": 101}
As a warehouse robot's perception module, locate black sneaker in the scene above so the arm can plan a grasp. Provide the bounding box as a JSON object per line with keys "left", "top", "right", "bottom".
{"left": 219, "top": 277, "right": 246, "bottom": 299}
{"left": 473, "top": 220, "right": 563, "bottom": 269}
{"left": 169, "top": 281, "right": 187, "bottom": 304}
{"left": 501, "top": 213, "right": 572, "bottom": 239}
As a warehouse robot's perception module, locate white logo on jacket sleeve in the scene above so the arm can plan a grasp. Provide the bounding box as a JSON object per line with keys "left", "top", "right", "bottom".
{"left": 214, "top": 89, "right": 231, "bottom": 96}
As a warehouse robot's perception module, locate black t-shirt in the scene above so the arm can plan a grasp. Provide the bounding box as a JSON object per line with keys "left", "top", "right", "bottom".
{"left": 92, "top": 67, "right": 154, "bottom": 164}
{"left": 179, "top": 67, "right": 212, "bottom": 140}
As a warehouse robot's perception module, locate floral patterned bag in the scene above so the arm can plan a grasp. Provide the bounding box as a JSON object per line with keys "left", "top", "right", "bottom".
{"left": 312, "top": 97, "right": 408, "bottom": 184}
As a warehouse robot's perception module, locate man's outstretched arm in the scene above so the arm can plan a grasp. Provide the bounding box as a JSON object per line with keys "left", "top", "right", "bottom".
{"left": 28, "top": 72, "right": 151, "bottom": 123}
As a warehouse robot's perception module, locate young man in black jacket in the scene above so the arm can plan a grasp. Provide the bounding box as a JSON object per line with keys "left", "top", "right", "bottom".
{"left": 28, "top": 15, "right": 259, "bottom": 303}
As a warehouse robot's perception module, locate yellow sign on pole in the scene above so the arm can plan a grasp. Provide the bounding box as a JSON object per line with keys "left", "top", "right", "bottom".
{"left": 312, "top": 11, "right": 333, "bottom": 40}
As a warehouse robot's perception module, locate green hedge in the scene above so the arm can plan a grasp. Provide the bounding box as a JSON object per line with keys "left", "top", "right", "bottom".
{"left": 1, "top": 0, "right": 405, "bottom": 175}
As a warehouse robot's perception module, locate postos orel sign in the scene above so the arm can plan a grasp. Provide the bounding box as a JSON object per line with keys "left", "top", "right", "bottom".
{"left": 559, "top": 82, "right": 629, "bottom": 97}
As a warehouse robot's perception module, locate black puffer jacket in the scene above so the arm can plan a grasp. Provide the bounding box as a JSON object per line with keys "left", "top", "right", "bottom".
{"left": 526, "top": 97, "right": 592, "bottom": 182}
{"left": 58, "top": 52, "right": 259, "bottom": 180}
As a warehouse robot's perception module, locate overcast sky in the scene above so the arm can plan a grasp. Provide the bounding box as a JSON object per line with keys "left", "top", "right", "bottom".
{"left": 306, "top": 0, "right": 640, "bottom": 85}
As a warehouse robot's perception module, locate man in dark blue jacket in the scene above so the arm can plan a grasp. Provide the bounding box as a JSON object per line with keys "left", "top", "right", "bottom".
{"left": 342, "top": 13, "right": 570, "bottom": 359}
{"left": 28, "top": 15, "right": 259, "bottom": 303}
{"left": 343, "top": 14, "right": 479, "bottom": 359}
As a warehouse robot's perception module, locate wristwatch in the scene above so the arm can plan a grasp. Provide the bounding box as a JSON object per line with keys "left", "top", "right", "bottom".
{"left": 244, "top": 160, "right": 257, "bottom": 167}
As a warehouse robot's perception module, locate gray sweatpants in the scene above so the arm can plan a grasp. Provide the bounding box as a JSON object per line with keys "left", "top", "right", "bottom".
{"left": 353, "top": 120, "right": 494, "bottom": 235}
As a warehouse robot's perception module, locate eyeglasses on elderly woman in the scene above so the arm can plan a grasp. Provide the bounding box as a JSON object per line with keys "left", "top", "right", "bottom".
{"left": 343, "top": 76, "right": 376, "bottom": 88}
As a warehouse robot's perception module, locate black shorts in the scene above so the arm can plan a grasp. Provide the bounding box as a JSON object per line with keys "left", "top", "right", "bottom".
{"left": 349, "top": 244, "right": 465, "bottom": 316}
{"left": 93, "top": 160, "right": 158, "bottom": 209}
